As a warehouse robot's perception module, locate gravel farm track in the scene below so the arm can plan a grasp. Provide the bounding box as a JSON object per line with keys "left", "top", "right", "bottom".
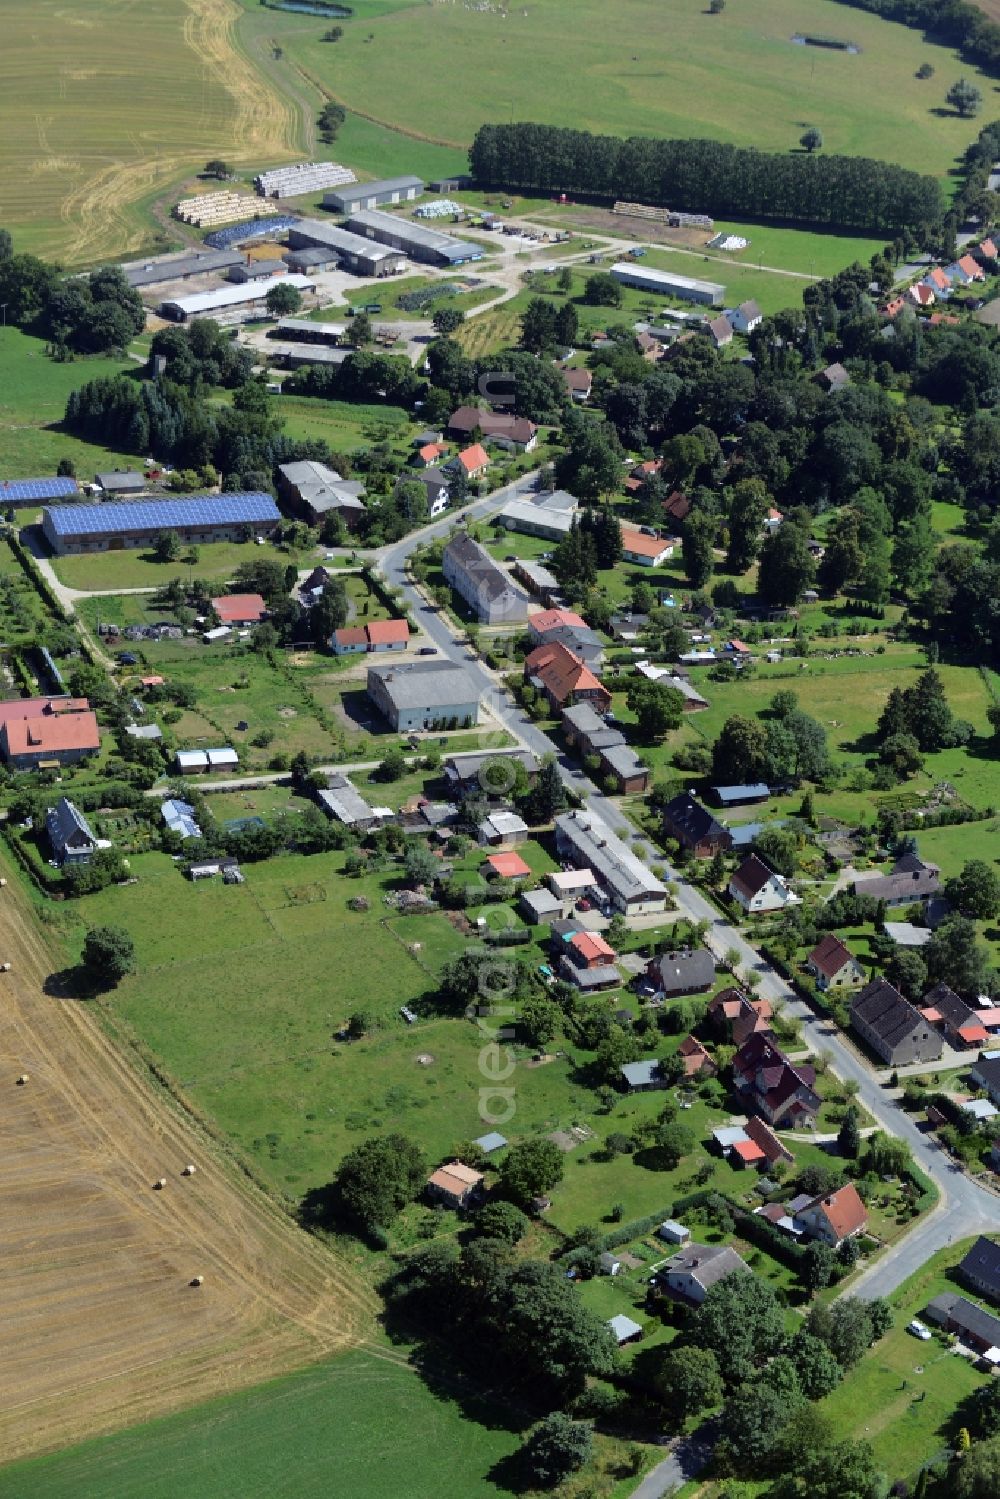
{"left": 0, "top": 853, "right": 376, "bottom": 1465}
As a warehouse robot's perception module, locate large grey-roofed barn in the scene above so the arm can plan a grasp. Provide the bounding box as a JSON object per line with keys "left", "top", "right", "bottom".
{"left": 345, "top": 209, "right": 483, "bottom": 265}
{"left": 324, "top": 175, "right": 424, "bottom": 212}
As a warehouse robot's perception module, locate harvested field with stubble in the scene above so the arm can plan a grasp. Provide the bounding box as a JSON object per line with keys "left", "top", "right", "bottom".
{"left": 0, "top": 852, "right": 375, "bottom": 1464}
{"left": 2, "top": 0, "right": 300, "bottom": 264}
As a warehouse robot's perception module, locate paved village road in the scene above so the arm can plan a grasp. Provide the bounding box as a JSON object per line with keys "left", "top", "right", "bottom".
{"left": 377, "top": 512, "right": 1000, "bottom": 1310}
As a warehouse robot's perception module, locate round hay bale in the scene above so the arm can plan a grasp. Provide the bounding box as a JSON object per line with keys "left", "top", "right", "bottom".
{"left": 182, "top": 1164, "right": 197, "bottom": 1176}
{"left": 154, "top": 1177, "right": 166, "bottom": 1189}
{"left": 16, "top": 1074, "right": 29, "bottom": 1085}
{"left": 190, "top": 1275, "right": 204, "bottom": 1287}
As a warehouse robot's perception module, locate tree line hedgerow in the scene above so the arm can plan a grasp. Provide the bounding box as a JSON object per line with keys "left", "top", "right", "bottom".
{"left": 469, "top": 123, "right": 942, "bottom": 233}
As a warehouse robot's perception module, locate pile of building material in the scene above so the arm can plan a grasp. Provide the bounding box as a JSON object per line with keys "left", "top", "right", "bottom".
{"left": 175, "top": 191, "right": 261, "bottom": 228}
{"left": 613, "top": 201, "right": 714, "bottom": 231}
{"left": 255, "top": 161, "right": 356, "bottom": 199}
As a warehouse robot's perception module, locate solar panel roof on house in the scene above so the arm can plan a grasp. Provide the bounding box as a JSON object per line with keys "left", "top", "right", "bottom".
{"left": 1, "top": 477, "right": 78, "bottom": 502}
{"left": 43, "top": 492, "right": 280, "bottom": 537}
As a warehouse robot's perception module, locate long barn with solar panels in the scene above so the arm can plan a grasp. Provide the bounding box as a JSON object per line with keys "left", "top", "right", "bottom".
{"left": 1, "top": 476, "right": 79, "bottom": 504}
{"left": 42, "top": 493, "right": 281, "bottom": 555}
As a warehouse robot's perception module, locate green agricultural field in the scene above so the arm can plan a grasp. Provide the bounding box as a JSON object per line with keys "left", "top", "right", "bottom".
{"left": 0, "top": 1347, "right": 523, "bottom": 1499}
{"left": 257, "top": 0, "right": 986, "bottom": 177}
{"left": 2, "top": 0, "right": 301, "bottom": 265}
{"left": 0, "top": 330, "right": 138, "bottom": 480}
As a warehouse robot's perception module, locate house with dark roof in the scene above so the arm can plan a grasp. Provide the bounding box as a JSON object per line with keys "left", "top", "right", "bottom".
{"left": 970, "top": 1054, "right": 1000, "bottom": 1108}
{"left": 446, "top": 406, "right": 538, "bottom": 452}
{"left": 731, "top": 299, "right": 763, "bottom": 335}
{"left": 561, "top": 366, "right": 593, "bottom": 402}
{"left": 621, "top": 1059, "right": 671, "bottom": 1092}
{"left": 728, "top": 854, "right": 796, "bottom": 914}
{"left": 795, "top": 1184, "right": 869, "bottom": 1246}
{"left": 647, "top": 947, "right": 716, "bottom": 999}
{"left": 852, "top": 853, "right": 940, "bottom": 907}
{"left": 921, "top": 982, "right": 988, "bottom": 1049}
{"left": 277, "top": 460, "right": 366, "bottom": 528}
{"left": 661, "top": 792, "right": 732, "bottom": 857}
{"left": 560, "top": 701, "right": 650, "bottom": 794}
{"left": 443, "top": 749, "right": 539, "bottom": 800}
{"left": 925, "top": 1292, "right": 1000, "bottom": 1353}
{"left": 959, "top": 1237, "right": 1000, "bottom": 1303}
{"left": 850, "top": 978, "right": 942, "bottom": 1066}
{"left": 709, "top": 784, "right": 770, "bottom": 808}
{"left": 733, "top": 1031, "right": 820, "bottom": 1128}
{"left": 46, "top": 797, "right": 98, "bottom": 866}
{"left": 655, "top": 1242, "right": 751, "bottom": 1304}
{"left": 806, "top": 934, "right": 865, "bottom": 992}
{"left": 443, "top": 532, "right": 530, "bottom": 624}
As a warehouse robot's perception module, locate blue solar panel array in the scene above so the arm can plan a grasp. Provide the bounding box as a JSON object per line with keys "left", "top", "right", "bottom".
{"left": 1, "top": 476, "right": 79, "bottom": 502}
{"left": 43, "top": 492, "right": 281, "bottom": 538}
{"left": 204, "top": 216, "right": 297, "bottom": 250}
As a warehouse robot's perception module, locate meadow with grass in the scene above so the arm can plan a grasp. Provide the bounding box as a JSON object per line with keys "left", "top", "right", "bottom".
{"left": 0, "top": 330, "right": 138, "bottom": 480}
{"left": 261, "top": 0, "right": 986, "bottom": 174}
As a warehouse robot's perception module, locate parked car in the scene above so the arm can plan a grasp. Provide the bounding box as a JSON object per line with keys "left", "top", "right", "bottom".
{"left": 418, "top": 646, "right": 437, "bottom": 655}
{"left": 907, "top": 1319, "right": 932, "bottom": 1341}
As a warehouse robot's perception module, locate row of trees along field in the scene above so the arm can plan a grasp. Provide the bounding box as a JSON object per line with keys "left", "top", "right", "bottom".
{"left": 469, "top": 124, "right": 942, "bottom": 233}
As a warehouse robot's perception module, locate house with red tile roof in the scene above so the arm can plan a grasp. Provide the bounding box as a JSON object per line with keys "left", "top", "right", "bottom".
{"left": 365, "top": 618, "right": 409, "bottom": 651}
{"left": 677, "top": 1034, "right": 717, "bottom": 1079}
{"left": 332, "top": 625, "right": 369, "bottom": 655}
{"left": 528, "top": 608, "right": 589, "bottom": 640}
{"left": 881, "top": 296, "right": 906, "bottom": 318}
{"left": 620, "top": 528, "right": 678, "bottom": 567}
{"left": 731, "top": 1136, "right": 766, "bottom": 1168}
{"left": 976, "top": 237, "right": 998, "bottom": 261}
{"left": 925, "top": 267, "right": 952, "bottom": 294}
{"left": 2, "top": 707, "right": 100, "bottom": 769}
{"left": 908, "top": 282, "right": 935, "bottom": 308}
{"left": 426, "top": 1160, "right": 484, "bottom": 1209}
{"left": 211, "top": 593, "right": 267, "bottom": 626}
{"left": 806, "top": 934, "right": 865, "bottom": 992}
{"left": 955, "top": 253, "right": 985, "bottom": 282}
{"left": 707, "top": 987, "right": 772, "bottom": 1038}
{"left": 483, "top": 850, "right": 532, "bottom": 880}
{"left": 524, "top": 641, "right": 611, "bottom": 714}
{"left": 568, "top": 930, "right": 617, "bottom": 969}
{"left": 795, "top": 1183, "right": 868, "bottom": 1246}
{"left": 453, "top": 443, "right": 491, "bottom": 480}
{"left": 333, "top": 619, "right": 409, "bottom": 654}
{"left": 414, "top": 442, "right": 449, "bottom": 468}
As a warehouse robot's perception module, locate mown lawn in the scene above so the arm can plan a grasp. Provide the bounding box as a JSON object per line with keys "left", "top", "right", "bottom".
{"left": 51, "top": 539, "right": 312, "bottom": 593}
